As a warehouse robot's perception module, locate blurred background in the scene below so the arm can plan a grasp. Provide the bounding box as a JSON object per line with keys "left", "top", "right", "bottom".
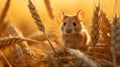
{"left": 0, "top": 0, "right": 119, "bottom": 36}
{"left": 0, "top": 0, "right": 120, "bottom": 66}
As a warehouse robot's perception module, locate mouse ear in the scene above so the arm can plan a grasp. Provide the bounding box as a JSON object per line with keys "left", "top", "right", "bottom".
{"left": 76, "top": 10, "right": 85, "bottom": 21}
{"left": 59, "top": 10, "right": 66, "bottom": 21}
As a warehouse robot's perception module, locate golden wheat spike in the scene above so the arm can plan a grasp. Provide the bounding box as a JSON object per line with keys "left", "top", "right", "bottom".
{"left": 27, "top": 0, "right": 45, "bottom": 32}
{"left": 9, "top": 25, "right": 21, "bottom": 36}
{"left": 0, "top": 0, "right": 11, "bottom": 23}
{"left": 110, "top": 15, "right": 119, "bottom": 67}
{"left": 67, "top": 49, "right": 98, "bottom": 67}
{"left": 115, "top": 20, "right": 120, "bottom": 50}
{"left": 27, "top": 0, "right": 57, "bottom": 54}
{"left": 91, "top": 5, "right": 100, "bottom": 48}
{"left": 13, "top": 44, "right": 27, "bottom": 67}
{"left": 99, "top": 10, "right": 111, "bottom": 45}
{"left": 0, "top": 36, "right": 38, "bottom": 49}
{"left": 10, "top": 25, "right": 35, "bottom": 58}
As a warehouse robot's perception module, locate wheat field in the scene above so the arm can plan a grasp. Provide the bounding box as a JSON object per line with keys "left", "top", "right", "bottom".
{"left": 0, "top": 0, "right": 120, "bottom": 67}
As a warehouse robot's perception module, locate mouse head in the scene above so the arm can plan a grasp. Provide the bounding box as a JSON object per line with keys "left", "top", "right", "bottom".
{"left": 59, "top": 10, "right": 84, "bottom": 35}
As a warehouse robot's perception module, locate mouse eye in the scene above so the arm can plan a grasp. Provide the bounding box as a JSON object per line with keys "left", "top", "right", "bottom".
{"left": 64, "top": 22, "right": 66, "bottom": 26}
{"left": 73, "top": 22, "right": 76, "bottom": 26}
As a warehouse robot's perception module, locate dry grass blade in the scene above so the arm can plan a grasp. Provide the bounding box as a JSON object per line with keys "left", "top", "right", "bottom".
{"left": 0, "top": 36, "right": 38, "bottom": 49}
{"left": 27, "top": 0, "right": 56, "bottom": 54}
{"left": 91, "top": 4, "right": 100, "bottom": 48}
{"left": 67, "top": 49, "right": 98, "bottom": 67}
{"left": 44, "top": 0, "right": 54, "bottom": 19}
{"left": 111, "top": 15, "right": 119, "bottom": 67}
{"left": 0, "top": 0, "right": 11, "bottom": 23}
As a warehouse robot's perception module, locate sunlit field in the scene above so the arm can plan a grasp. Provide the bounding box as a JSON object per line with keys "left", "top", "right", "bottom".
{"left": 0, "top": 0, "right": 120, "bottom": 67}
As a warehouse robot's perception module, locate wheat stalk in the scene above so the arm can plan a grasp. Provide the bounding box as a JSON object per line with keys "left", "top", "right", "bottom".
{"left": 44, "top": 0, "right": 54, "bottom": 19}
{"left": 0, "top": 21, "right": 9, "bottom": 36}
{"left": 0, "top": 36, "right": 38, "bottom": 49}
{"left": 0, "top": 50, "right": 12, "bottom": 67}
{"left": 27, "top": 0, "right": 56, "bottom": 54}
{"left": 0, "top": 0, "right": 10, "bottom": 23}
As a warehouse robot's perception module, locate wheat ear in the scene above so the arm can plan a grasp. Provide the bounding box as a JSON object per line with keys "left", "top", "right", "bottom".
{"left": 111, "top": 15, "right": 119, "bottom": 67}
{"left": 13, "top": 44, "right": 27, "bottom": 67}
{"left": 0, "top": 36, "right": 38, "bottom": 49}
{"left": 10, "top": 25, "right": 35, "bottom": 58}
{"left": 67, "top": 49, "right": 98, "bottom": 67}
{"left": 99, "top": 10, "right": 111, "bottom": 45}
{"left": 91, "top": 4, "right": 100, "bottom": 48}
{"left": 27, "top": 0, "right": 56, "bottom": 54}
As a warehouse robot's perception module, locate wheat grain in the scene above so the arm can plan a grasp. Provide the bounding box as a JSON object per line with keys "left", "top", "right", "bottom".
{"left": 28, "top": 0, "right": 56, "bottom": 55}
{"left": 27, "top": 0, "right": 45, "bottom": 32}
{"left": 13, "top": 44, "right": 27, "bottom": 67}
{"left": 10, "top": 25, "right": 35, "bottom": 58}
{"left": 0, "top": 36, "right": 38, "bottom": 49}
{"left": 67, "top": 49, "right": 98, "bottom": 67}
{"left": 114, "top": 20, "right": 120, "bottom": 51}
{"left": 111, "top": 15, "right": 119, "bottom": 67}
{"left": 91, "top": 5, "right": 100, "bottom": 48}
{"left": 47, "top": 53, "right": 59, "bottom": 67}
{"left": 99, "top": 10, "right": 111, "bottom": 45}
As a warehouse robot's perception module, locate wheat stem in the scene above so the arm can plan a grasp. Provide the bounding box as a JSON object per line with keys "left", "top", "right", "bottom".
{"left": 0, "top": 50, "right": 12, "bottom": 67}
{"left": 44, "top": 0, "right": 54, "bottom": 19}
{"left": 43, "top": 31, "right": 57, "bottom": 54}
{"left": 0, "top": 0, "right": 10, "bottom": 23}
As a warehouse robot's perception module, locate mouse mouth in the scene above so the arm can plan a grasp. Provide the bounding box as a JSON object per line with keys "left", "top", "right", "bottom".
{"left": 63, "top": 29, "right": 74, "bottom": 35}
{"left": 66, "top": 29, "right": 72, "bottom": 33}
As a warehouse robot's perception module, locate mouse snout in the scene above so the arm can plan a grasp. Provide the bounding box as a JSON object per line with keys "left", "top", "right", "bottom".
{"left": 65, "top": 28, "right": 72, "bottom": 33}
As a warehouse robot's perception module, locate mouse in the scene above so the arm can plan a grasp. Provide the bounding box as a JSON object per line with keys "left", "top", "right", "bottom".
{"left": 59, "top": 10, "right": 89, "bottom": 49}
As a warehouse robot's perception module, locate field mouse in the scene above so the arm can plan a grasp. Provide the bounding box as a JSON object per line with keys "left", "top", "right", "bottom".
{"left": 59, "top": 10, "right": 89, "bottom": 49}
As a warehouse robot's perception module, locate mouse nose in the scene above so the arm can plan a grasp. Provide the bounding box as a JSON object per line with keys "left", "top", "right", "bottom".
{"left": 65, "top": 29, "right": 72, "bottom": 33}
